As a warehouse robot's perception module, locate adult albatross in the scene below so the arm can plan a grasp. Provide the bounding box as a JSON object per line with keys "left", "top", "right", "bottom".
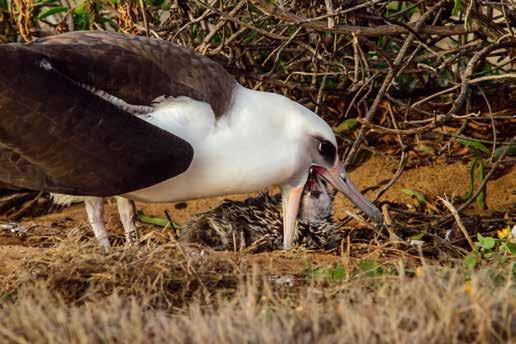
{"left": 0, "top": 31, "right": 382, "bottom": 249}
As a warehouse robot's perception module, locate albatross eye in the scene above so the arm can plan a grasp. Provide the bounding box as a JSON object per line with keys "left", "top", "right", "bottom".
{"left": 318, "top": 140, "right": 337, "bottom": 165}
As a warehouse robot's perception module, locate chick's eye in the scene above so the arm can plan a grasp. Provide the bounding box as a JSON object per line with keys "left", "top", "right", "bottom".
{"left": 318, "top": 140, "right": 337, "bottom": 164}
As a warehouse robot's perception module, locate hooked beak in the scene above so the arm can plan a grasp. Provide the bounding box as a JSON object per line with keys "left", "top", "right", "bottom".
{"left": 320, "top": 161, "right": 383, "bottom": 224}
{"left": 281, "top": 162, "right": 383, "bottom": 250}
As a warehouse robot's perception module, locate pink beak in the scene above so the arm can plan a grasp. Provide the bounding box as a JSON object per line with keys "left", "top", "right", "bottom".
{"left": 282, "top": 160, "right": 383, "bottom": 250}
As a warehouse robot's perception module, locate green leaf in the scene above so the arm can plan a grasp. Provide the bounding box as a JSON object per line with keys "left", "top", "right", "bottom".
{"left": 464, "top": 253, "right": 478, "bottom": 270}
{"left": 476, "top": 234, "right": 496, "bottom": 251}
{"left": 358, "top": 260, "right": 383, "bottom": 277}
{"left": 463, "top": 158, "right": 478, "bottom": 201}
{"left": 136, "top": 211, "right": 180, "bottom": 229}
{"left": 212, "top": 32, "right": 222, "bottom": 45}
{"left": 437, "top": 70, "right": 454, "bottom": 87}
{"left": 452, "top": 0, "right": 461, "bottom": 16}
{"left": 410, "top": 232, "right": 425, "bottom": 240}
{"left": 331, "top": 264, "right": 347, "bottom": 282}
{"left": 73, "top": 4, "right": 91, "bottom": 30}
{"left": 334, "top": 118, "right": 358, "bottom": 133}
{"left": 475, "top": 159, "right": 486, "bottom": 209}
{"left": 401, "top": 188, "right": 427, "bottom": 205}
{"left": 323, "top": 79, "right": 338, "bottom": 90}
{"left": 457, "top": 138, "right": 489, "bottom": 154}
{"left": 386, "top": 1, "right": 399, "bottom": 11}
{"left": 146, "top": 0, "right": 165, "bottom": 5}
{"left": 37, "top": 6, "right": 68, "bottom": 20}
{"left": 310, "top": 266, "right": 327, "bottom": 281}
{"left": 308, "top": 264, "right": 347, "bottom": 283}
{"left": 244, "top": 31, "right": 258, "bottom": 43}
{"left": 35, "top": 0, "right": 60, "bottom": 6}
{"left": 493, "top": 145, "right": 516, "bottom": 160}
{"left": 247, "top": 3, "right": 259, "bottom": 13}
{"left": 503, "top": 242, "right": 516, "bottom": 255}
{"left": 394, "top": 74, "right": 415, "bottom": 91}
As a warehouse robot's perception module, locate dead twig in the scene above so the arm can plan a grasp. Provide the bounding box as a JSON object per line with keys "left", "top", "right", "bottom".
{"left": 249, "top": 0, "right": 477, "bottom": 38}
{"left": 138, "top": 0, "right": 148, "bottom": 36}
{"left": 343, "top": 0, "right": 448, "bottom": 167}
{"left": 448, "top": 41, "right": 516, "bottom": 116}
{"left": 439, "top": 196, "right": 475, "bottom": 250}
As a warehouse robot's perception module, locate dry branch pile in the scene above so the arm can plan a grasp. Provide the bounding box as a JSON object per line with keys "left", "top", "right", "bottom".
{"left": 2, "top": 1, "right": 514, "bottom": 133}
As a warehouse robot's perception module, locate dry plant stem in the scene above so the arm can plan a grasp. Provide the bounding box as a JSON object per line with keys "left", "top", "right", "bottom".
{"left": 8, "top": 190, "right": 43, "bottom": 221}
{"left": 441, "top": 133, "right": 514, "bottom": 146}
{"left": 374, "top": 107, "right": 407, "bottom": 202}
{"left": 439, "top": 197, "right": 475, "bottom": 250}
{"left": 198, "top": 0, "right": 246, "bottom": 54}
{"left": 171, "top": 2, "right": 216, "bottom": 41}
{"left": 60, "top": 0, "right": 74, "bottom": 31}
{"left": 343, "top": 0, "right": 447, "bottom": 167}
{"left": 324, "top": 0, "right": 334, "bottom": 29}
{"left": 357, "top": 116, "right": 445, "bottom": 136}
{"left": 448, "top": 41, "right": 516, "bottom": 116}
{"left": 360, "top": 37, "right": 394, "bottom": 69}
{"left": 249, "top": 0, "right": 476, "bottom": 38}
{"left": 477, "top": 86, "right": 497, "bottom": 162}
{"left": 263, "top": 26, "right": 302, "bottom": 71}
{"left": 439, "top": 117, "right": 470, "bottom": 156}
{"left": 352, "top": 34, "right": 360, "bottom": 83}
{"left": 315, "top": 73, "right": 327, "bottom": 114}
{"left": 411, "top": 85, "right": 461, "bottom": 109}
{"left": 343, "top": 74, "right": 378, "bottom": 119}
{"left": 208, "top": 26, "right": 247, "bottom": 55}
{"left": 300, "top": 0, "right": 385, "bottom": 23}
{"left": 194, "top": 0, "right": 290, "bottom": 41}
{"left": 468, "top": 73, "right": 516, "bottom": 84}
{"left": 381, "top": 204, "right": 401, "bottom": 242}
{"left": 345, "top": 211, "right": 374, "bottom": 230}
{"left": 138, "top": 0, "right": 148, "bottom": 36}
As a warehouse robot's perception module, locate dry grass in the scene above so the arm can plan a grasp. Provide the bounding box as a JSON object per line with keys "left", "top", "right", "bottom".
{"left": 0, "top": 239, "right": 514, "bottom": 343}
{"left": 1, "top": 240, "right": 241, "bottom": 308}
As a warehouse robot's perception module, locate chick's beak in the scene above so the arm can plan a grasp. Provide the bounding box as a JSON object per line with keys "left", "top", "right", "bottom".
{"left": 320, "top": 161, "right": 383, "bottom": 224}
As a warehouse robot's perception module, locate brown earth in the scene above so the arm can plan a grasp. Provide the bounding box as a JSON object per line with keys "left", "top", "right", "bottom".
{"left": 0, "top": 155, "right": 514, "bottom": 274}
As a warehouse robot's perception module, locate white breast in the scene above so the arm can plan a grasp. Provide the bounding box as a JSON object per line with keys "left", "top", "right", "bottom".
{"left": 126, "top": 86, "right": 303, "bottom": 203}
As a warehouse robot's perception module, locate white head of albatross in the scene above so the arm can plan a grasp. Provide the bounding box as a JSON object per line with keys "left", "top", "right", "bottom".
{"left": 0, "top": 31, "right": 382, "bottom": 249}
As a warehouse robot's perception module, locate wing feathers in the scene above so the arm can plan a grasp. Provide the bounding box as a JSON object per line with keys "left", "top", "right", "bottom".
{"left": 0, "top": 43, "right": 194, "bottom": 196}
{"left": 32, "top": 31, "right": 236, "bottom": 116}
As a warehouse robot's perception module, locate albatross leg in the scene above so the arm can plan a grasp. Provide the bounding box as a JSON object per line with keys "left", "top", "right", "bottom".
{"left": 116, "top": 197, "right": 139, "bottom": 245}
{"left": 84, "top": 197, "right": 110, "bottom": 249}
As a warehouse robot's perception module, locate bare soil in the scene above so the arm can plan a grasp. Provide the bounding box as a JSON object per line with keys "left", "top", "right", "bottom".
{"left": 1, "top": 156, "right": 514, "bottom": 262}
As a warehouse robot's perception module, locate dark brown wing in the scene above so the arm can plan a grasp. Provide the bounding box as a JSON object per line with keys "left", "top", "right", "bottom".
{"left": 0, "top": 43, "right": 194, "bottom": 197}
{"left": 31, "top": 31, "right": 235, "bottom": 116}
